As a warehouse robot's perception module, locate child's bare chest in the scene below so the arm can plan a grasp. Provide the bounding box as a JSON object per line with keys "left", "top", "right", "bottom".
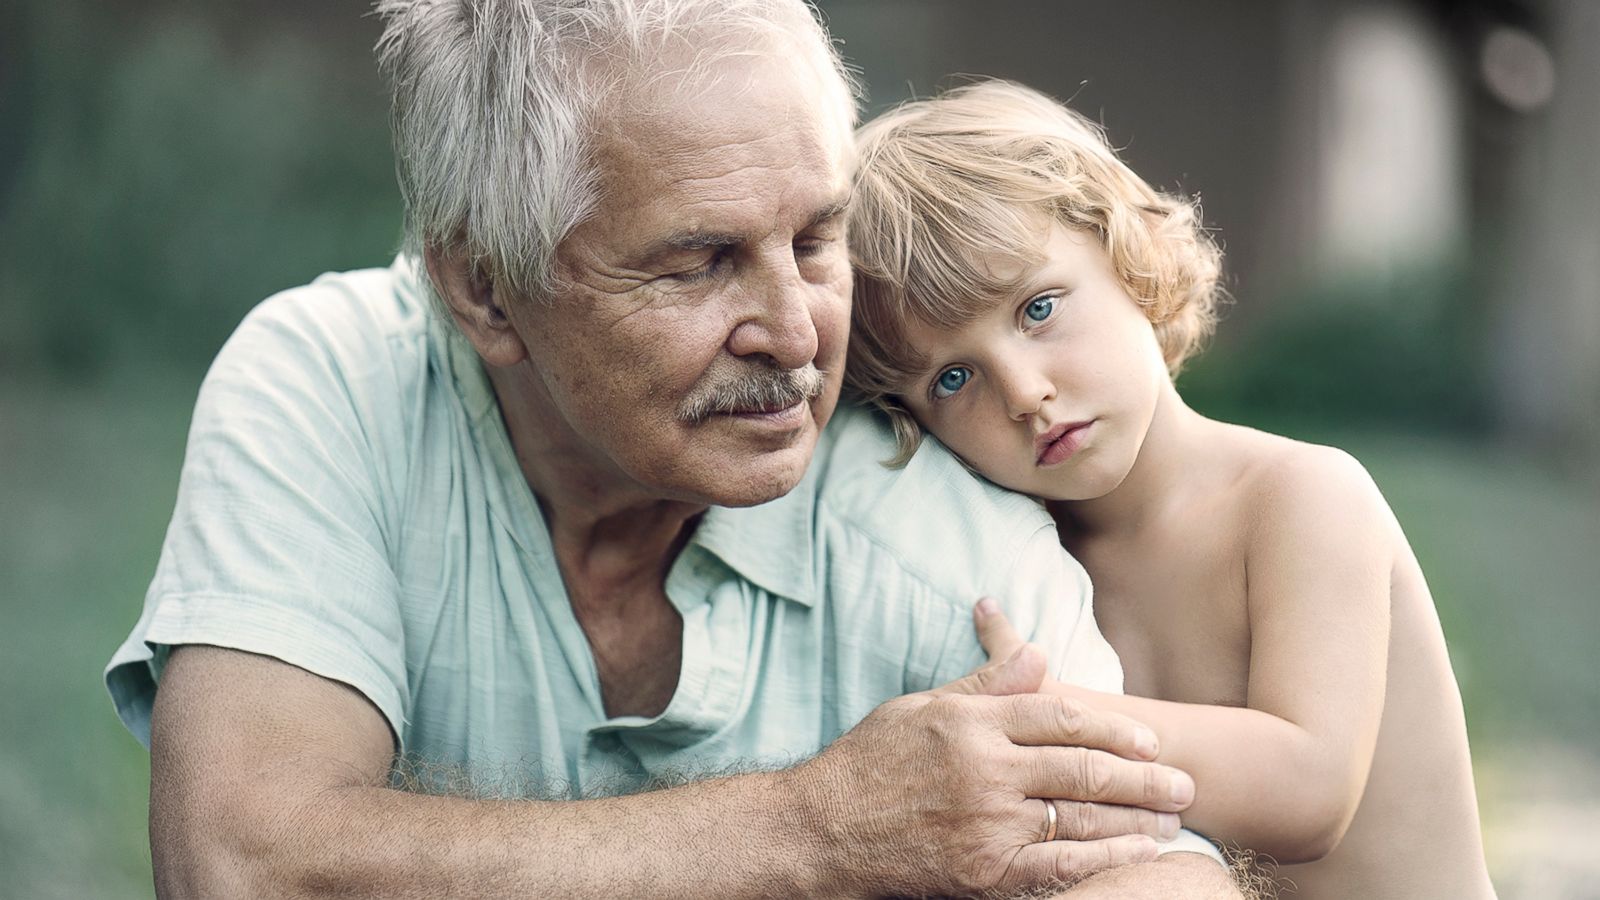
{"left": 1071, "top": 532, "right": 1253, "bottom": 706}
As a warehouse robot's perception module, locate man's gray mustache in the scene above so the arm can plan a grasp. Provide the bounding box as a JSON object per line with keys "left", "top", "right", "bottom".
{"left": 677, "top": 362, "right": 826, "bottom": 424}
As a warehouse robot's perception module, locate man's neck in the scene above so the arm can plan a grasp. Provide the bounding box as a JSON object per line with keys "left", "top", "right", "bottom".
{"left": 486, "top": 359, "right": 694, "bottom": 718}
{"left": 486, "top": 360, "right": 706, "bottom": 593}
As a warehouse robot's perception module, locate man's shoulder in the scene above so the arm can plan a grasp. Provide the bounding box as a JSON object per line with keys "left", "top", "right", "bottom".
{"left": 815, "top": 404, "right": 1051, "bottom": 522}
{"left": 806, "top": 406, "right": 1110, "bottom": 692}
{"left": 203, "top": 257, "right": 441, "bottom": 427}
{"left": 812, "top": 405, "right": 1058, "bottom": 597}
{"left": 234, "top": 257, "right": 432, "bottom": 367}
{"left": 184, "top": 256, "right": 450, "bottom": 507}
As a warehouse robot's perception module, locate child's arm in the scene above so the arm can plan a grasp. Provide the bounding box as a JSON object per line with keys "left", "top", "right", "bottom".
{"left": 981, "top": 449, "right": 1392, "bottom": 864}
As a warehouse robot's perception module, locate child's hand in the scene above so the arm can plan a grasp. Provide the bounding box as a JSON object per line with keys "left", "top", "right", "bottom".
{"left": 974, "top": 595, "right": 1031, "bottom": 662}
{"left": 970, "top": 596, "right": 1143, "bottom": 736}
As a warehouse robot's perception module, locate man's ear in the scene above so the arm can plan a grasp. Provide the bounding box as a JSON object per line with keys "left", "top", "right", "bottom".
{"left": 423, "top": 243, "right": 528, "bottom": 367}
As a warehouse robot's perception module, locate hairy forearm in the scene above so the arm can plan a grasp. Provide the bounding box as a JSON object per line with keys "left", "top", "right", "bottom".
{"left": 155, "top": 645, "right": 1193, "bottom": 900}
{"left": 159, "top": 765, "right": 837, "bottom": 900}
{"left": 1049, "top": 685, "right": 1360, "bottom": 862}
{"left": 1054, "top": 852, "right": 1246, "bottom": 899}
{"left": 152, "top": 647, "right": 863, "bottom": 899}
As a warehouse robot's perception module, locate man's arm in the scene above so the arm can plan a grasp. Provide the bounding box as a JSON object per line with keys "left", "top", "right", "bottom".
{"left": 1055, "top": 853, "right": 1247, "bottom": 899}
{"left": 152, "top": 644, "right": 1193, "bottom": 899}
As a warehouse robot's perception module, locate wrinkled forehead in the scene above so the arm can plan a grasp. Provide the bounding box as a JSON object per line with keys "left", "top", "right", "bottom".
{"left": 575, "top": 54, "right": 852, "bottom": 253}
{"left": 592, "top": 27, "right": 853, "bottom": 167}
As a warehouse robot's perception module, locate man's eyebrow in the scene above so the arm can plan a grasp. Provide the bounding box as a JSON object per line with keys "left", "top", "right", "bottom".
{"left": 804, "top": 197, "right": 851, "bottom": 230}
{"left": 648, "top": 194, "right": 851, "bottom": 257}
{"left": 663, "top": 231, "right": 743, "bottom": 252}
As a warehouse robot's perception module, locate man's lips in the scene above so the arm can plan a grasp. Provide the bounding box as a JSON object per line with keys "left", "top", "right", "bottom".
{"left": 1035, "top": 419, "right": 1095, "bottom": 466}
{"left": 729, "top": 397, "right": 805, "bottom": 415}
{"left": 723, "top": 397, "right": 809, "bottom": 429}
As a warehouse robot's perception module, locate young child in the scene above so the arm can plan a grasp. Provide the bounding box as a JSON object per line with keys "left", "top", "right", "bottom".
{"left": 844, "top": 80, "right": 1496, "bottom": 898}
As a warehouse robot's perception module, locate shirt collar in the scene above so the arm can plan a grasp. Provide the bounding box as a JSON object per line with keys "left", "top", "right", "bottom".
{"left": 687, "top": 461, "right": 821, "bottom": 609}
{"left": 396, "top": 253, "right": 499, "bottom": 425}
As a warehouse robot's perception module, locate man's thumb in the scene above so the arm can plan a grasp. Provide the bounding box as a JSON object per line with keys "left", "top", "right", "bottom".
{"left": 935, "top": 643, "right": 1048, "bottom": 697}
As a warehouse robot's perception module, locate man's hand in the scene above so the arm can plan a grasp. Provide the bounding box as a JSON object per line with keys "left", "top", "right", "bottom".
{"left": 789, "top": 644, "right": 1196, "bottom": 899}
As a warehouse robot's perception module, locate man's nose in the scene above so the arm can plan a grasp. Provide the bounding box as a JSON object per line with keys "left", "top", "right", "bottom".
{"left": 995, "top": 359, "right": 1055, "bottom": 421}
{"left": 725, "top": 256, "right": 820, "bottom": 370}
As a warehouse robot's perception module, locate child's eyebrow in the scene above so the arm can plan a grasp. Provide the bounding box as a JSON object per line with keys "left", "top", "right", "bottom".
{"left": 898, "top": 358, "right": 944, "bottom": 393}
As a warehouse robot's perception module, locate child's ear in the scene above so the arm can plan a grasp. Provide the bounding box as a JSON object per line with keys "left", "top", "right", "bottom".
{"left": 424, "top": 244, "right": 528, "bottom": 367}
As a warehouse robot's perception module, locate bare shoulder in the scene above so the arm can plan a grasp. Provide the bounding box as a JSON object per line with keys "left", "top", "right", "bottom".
{"left": 1217, "top": 426, "right": 1399, "bottom": 557}
{"left": 1226, "top": 427, "right": 1372, "bottom": 499}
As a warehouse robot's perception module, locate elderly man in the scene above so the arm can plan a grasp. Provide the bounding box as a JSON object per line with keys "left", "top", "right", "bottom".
{"left": 105, "top": 1, "right": 1242, "bottom": 896}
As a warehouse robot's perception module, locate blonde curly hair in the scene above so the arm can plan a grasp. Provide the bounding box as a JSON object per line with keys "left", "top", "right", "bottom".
{"left": 846, "top": 79, "right": 1224, "bottom": 465}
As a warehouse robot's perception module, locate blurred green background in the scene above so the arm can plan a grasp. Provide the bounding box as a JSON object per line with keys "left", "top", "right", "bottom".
{"left": 3, "top": 0, "right": 1597, "bottom": 897}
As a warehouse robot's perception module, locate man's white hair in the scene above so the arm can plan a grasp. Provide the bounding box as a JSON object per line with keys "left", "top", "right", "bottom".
{"left": 374, "top": 0, "right": 859, "bottom": 304}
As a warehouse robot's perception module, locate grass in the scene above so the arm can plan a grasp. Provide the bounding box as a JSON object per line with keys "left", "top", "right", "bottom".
{"left": 0, "top": 371, "right": 200, "bottom": 900}
{"left": 2, "top": 374, "right": 1595, "bottom": 898}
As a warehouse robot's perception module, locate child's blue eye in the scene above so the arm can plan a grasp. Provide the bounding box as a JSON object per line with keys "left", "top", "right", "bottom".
{"left": 933, "top": 366, "right": 971, "bottom": 399}
{"left": 1025, "top": 295, "right": 1055, "bottom": 322}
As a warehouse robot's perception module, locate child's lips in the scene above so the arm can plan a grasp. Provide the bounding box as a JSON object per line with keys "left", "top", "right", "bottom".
{"left": 1035, "top": 419, "right": 1095, "bottom": 466}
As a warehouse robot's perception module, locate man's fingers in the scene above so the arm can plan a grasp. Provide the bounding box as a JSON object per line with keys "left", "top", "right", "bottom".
{"left": 1019, "top": 746, "right": 1196, "bottom": 813}
{"left": 1003, "top": 835, "right": 1159, "bottom": 889}
{"left": 931, "top": 642, "right": 1047, "bottom": 697}
{"left": 998, "top": 693, "right": 1159, "bottom": 760}
{"left": 974, "top": 597, "right": 1027, "bottom": 662}
{"left": 1038, "top": 799, "right": 1181, "bottom": 843}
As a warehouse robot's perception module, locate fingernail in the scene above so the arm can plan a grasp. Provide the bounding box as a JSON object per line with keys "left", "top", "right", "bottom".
{"left": 1158, "top": 813, "right": 1180, "bottom": 841}
{"left": 1170, "top": 772, "right": 1195, "bottom": 807}
{"left": 1135, "top": 727, "right": 1159, "bottom": 759}
{"left": 976, "top": 597, "right": 998, "bottom": 618}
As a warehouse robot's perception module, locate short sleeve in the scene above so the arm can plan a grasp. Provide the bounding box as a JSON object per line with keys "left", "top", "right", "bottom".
{"left": 104, "top": 289, "right": 410, "bottom": 749}
{"left": 924, "top": 523, "right": 1124, "bottom": 694}
{"left": 996, "top": 524, "right": 1125, "bottom": 692}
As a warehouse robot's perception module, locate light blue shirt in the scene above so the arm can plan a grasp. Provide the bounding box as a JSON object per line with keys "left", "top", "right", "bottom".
{"left": 104, "top": 257, "right": 1218, "bottom": 860}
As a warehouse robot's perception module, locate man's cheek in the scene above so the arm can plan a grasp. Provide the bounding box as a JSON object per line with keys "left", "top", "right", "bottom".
{"left": 816, "top": 280, "right": 853, "bottom": 357}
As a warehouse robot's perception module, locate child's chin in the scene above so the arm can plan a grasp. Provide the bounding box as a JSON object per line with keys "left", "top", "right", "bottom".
{"left": 1039, "top": 469, "right": 1130, "bottom": 503}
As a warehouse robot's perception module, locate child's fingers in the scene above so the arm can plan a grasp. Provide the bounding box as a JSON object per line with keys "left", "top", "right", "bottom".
{"left": 974, "top": 596, "right": 1028, "bottom": 661}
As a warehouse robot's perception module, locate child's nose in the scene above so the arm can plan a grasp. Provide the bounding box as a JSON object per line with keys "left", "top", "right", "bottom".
{"left": 998, "top": 364, "right": 1056, "bottom": 421}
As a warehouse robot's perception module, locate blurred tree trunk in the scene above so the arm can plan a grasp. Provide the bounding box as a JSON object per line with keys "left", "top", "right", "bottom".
{"left": 1490, "top": 0, "right": 1600, "bottom": 476}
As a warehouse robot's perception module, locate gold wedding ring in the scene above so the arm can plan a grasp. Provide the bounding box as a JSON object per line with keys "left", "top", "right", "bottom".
{"left": 1041, "top": 799, "right": 1059, "bottom": 843}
